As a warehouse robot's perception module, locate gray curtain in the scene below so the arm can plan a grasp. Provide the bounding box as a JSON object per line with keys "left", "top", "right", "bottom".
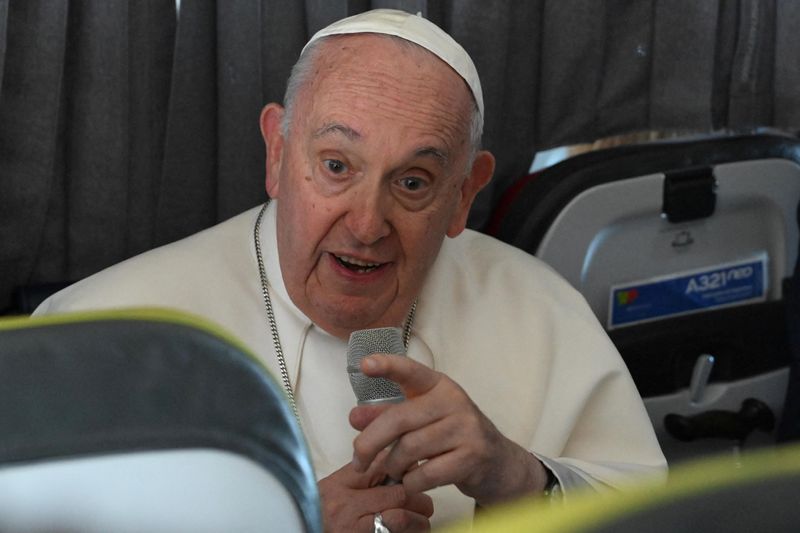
{"left": 1, "top": 0, "right": 799, "bottom": 312}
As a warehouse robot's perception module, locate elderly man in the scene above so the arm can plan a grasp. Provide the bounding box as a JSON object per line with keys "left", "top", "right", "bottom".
{"left": 36, "top": 9, "right": 666, "bottom": 532}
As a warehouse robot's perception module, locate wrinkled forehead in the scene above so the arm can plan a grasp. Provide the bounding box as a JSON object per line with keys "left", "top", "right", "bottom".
{"left": 312, "top": 33, "right": 474, "bottom": 103}
{"left": 298, "top": 35, "right": 474, "bottom": 148}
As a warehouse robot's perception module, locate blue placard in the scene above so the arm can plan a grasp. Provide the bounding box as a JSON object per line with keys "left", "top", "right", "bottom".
{"left": 609, "top": 255, "right": 768, "bottom": 329}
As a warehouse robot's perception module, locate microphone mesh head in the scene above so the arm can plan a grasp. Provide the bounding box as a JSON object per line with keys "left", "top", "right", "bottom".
{"left": 347, "top": 327, "right": 406, "bottom": 404}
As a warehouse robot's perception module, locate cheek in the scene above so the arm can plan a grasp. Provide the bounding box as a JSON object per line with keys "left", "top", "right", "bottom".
{"left": 400, "top": 219, "right": 446, "bottom": 263}
{"left": 282, "top": 182, "right": 344, "bottom": 249}
{"left": 423, "top": 195, "right": 460, "bottom": 231}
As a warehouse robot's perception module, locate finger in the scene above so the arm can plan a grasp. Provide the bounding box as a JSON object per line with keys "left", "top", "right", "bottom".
{"left": 404, "top": 492, "right": 434, "bottom": 518}
{"left": 401, "top": 449, "right": 474, "bottom": 495}
{"left": 324, "top": 458, "right": 370, "bottom": 488}
{"left": 382, "top": 418, "right": 456, "bottom": 482}
{"left": 349, "top": 402, "right": 391, "bottom": 431}
{"left": 319, "top": 458, "right": 433, "bottom": 533}
{"left": 353, "top": 474, "right": 433, "bottom": 516}
{"left": 352, "top": 395, "right": 444, "bottom": 473}
{"left": 361, "top": 483, "right": 413, "bottom": 514}
{"left": 361, "top": 354, "right": 442, "bottom": 397}
{"left": 360, "top": 509, "right": 431, "bottom": 533}
{"left": 326, "top": 449, "right": 393, "bottom": 488}
{"left": 356, "top": 514, "right": 378, "bottom": 533}
{"left": 361, "top": 448, "right": 398, "bottom": 488}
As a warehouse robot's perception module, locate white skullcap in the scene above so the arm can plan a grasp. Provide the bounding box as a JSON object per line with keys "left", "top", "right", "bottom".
{"left": 303, "top": 9, "right": 484, "bottom": 120}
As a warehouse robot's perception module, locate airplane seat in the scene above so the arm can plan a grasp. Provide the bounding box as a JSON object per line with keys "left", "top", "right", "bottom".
{"left": 451, "top": 442, "right": 800, "bottom": 533}
{"left": 487, "top": 133, "right": 800, "bottom": 464}
{"left": 0, "top": 309, "right": 322, "bottom": 533}
{"left": 778, "top": 201, "right": 800, "bottom": 442}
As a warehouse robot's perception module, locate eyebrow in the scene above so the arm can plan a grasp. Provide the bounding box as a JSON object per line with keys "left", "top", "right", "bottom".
{"left": 415, "top": 146, "right": 449, "bottom": 167}
{"left": 312, "top": 123, "right": 449, "bottom": 167}
{"left": 312, "top": 123, "right": 361, "bottom": 141}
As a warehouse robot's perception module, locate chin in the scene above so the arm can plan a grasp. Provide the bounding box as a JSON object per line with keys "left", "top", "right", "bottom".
{"left": 332, "top": 310, "right": 385, "bottom": 332}
{"left": 311, "top": 299, "right": 389, "bottom": 336}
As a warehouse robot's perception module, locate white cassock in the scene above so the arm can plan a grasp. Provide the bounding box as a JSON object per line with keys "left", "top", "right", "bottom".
{"left": 36, "top": 201, "right": 667, "bottom": 528}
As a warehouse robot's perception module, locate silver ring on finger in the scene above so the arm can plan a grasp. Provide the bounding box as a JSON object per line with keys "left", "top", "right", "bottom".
{"left": 374, "top": 512, "right": 391, "bottom": 533}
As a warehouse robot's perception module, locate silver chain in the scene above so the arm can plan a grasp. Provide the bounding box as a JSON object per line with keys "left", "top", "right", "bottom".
{"left": 253, "top": 201, "right": 416, "bottom": 425}
{"left": 254, "top": 201, "right": 300, "bottom": 423}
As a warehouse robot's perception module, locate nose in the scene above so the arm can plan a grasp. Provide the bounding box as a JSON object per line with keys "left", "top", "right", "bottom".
{"left": 344, "top": 187, "right": 392, "bottom": 245}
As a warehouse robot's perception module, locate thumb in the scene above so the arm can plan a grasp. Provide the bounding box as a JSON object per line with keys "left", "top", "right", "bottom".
{"left": 349, "top": 403, "right": 391, "bottom": 431}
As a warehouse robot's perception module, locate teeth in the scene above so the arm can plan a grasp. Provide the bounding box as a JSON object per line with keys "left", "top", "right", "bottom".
{"left": 337, "top": 255, "right": 381, "bottom": 268}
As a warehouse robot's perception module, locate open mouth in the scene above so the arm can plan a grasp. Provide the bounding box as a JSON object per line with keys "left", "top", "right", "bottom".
{"left": 334, "top": 254, "right": 384, "bottom": 274}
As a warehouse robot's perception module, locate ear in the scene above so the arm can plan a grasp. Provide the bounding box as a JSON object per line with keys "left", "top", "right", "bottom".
{"left": 446, "top": 150, "right": 495, "bottom": 238}
{"left": 260, "top": 103, "right": 286, "bottom": 198}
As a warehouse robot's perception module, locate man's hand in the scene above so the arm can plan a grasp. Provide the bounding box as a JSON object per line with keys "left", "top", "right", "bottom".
{"left": 349, "top": 354, "right": 549, "bottom": 506}
{"left": 319, "top": 452, "right": 434, "bottom": 532}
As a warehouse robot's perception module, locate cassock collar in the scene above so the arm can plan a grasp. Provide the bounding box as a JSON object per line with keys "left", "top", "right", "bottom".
{"left": 259, "top": 202, "right": 306, "bottom": 324}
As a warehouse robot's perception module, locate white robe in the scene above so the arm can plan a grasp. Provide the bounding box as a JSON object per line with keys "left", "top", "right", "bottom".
{"left": 35, "top": 202, "right": 667, "bottom": 528}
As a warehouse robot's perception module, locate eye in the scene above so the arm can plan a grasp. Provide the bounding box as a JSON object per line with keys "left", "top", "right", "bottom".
{"left": 397, "top": 176, "right": 428, "bottom": 192}
{"left": 323, "top": 159, "right": 347, "bottom": 174}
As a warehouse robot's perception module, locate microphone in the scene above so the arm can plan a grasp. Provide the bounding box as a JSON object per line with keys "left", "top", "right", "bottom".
{"left": 347, "top": 327, "right": 406, "bottom": 405}
{"left": 347, "top": 327, "right": 407, "bottom": 486}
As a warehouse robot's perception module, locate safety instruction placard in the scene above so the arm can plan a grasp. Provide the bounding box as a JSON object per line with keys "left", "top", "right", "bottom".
{"left": 608, "top": 254, "right": 768, "bottom": 329}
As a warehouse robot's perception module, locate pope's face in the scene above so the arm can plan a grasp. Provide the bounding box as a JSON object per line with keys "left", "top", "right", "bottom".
{"left": 261, "top": 35, "right": 493, "bottom": 339}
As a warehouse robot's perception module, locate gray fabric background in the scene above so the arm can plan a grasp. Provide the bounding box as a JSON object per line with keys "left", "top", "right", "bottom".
{"left": 1, "top": 0, "right": 799, "bottom": 312}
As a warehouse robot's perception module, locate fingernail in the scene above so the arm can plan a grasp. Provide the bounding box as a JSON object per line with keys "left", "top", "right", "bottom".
{"left": 352, "top": 454, "right": 363, "bottom": 471}
{"left": 363, "top": 356, "right": 378, "bottom": 371}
